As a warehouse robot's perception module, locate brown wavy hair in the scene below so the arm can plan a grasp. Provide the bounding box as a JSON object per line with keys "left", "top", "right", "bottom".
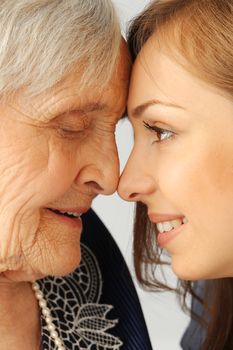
{"left": 127, "top": 1, "right": 233, "bottom": 349}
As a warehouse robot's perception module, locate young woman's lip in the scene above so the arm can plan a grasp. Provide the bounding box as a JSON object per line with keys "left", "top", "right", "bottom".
{"left": 148, "top": 213, "right": 184, "bottom": 223}
{"left": 157, "top": 224, "right": 185, "bottom": 248}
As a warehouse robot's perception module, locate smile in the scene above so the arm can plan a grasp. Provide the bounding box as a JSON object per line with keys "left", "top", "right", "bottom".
{"left": 156, "top": 217, "right": 188, "bottom": 234}
{"left": 45, "top": 207, "right": 89, "bottom": 228}
{"left": 148, "top": 213, "right": 188, "bottom": 247}
{"left": 47, "top": 208, "right": 82, "bottom": 219}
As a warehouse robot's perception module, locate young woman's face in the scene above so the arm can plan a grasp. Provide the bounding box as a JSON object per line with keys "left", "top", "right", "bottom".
{"left": 118, "top": 39, "right": 233, "bottom": 280}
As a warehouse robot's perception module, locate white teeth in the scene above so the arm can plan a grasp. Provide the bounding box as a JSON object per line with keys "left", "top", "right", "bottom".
{"left": 163, "top": 221, "right": 173, "bottom": 232}
{"left": 171, "top": 219, "right": 183, "bottom": 228}
{"left": 48, "top": 208, "right": 82, "bottom": 218}
{"left": 59, "top": 210, "right": 81, "bottom": 217}
{"left": 157, "top": 222, "right": 164, "bottom": 233}
{"left": 67, "top": 211, "right": 81, "bottom": 217}
{"left": 156, "top": 218, "right": 187, "bottom": 233}
{"left": 72, "top": 213, "right": 82, "bottom": 218}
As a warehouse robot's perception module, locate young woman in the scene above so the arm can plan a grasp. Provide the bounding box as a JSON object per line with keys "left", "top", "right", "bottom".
{"left": 118, "top": 0, "right": 233, "bottom": 349}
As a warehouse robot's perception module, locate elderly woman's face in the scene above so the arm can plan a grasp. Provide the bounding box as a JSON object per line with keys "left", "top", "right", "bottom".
{"left": 0, "top": 48, "right": 130, "bottom": 281}
{"left": 119, "top": 40, "right": 233, "bottom": 280}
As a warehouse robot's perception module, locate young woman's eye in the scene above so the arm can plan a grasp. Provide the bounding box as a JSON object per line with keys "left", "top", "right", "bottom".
{"left": 143, "top": 121, "right": 175, "bottom": 142}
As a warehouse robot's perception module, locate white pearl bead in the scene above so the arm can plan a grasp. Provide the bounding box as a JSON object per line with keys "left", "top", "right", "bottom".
{"left": 39, "top": 299, "right": 47, "bottom": 308}
{"left": 35, "top": 290, "right": 44, "bottom": 300}
{"left": 32, "top": 282, "right": 65, "bottom": 349}
{"left": 51, "top": 330, "right": 58, "bottom": 339}
{"left": 42, "top": 307, "right": 51, "bottom": 316}
{"left": 47, "top": 323, "right": 56, "bottom": 332}
{"left": 54, "top": 338, "right": 63, "bottom": 346}
{"left": 45, "top": 315, "right": 53, "bottom": 324}
{"left": 32, "top": 282, "right": 40, "bottom": 291}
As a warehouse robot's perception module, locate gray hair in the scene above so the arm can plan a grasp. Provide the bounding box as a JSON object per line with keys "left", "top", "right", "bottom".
{"left": 0, "top": 0, "right": 121, "bottom": 97}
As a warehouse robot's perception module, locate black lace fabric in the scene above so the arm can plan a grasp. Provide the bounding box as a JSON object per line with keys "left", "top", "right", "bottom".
{"left": 38, "top": 244, "right": 123, "bottom": 350}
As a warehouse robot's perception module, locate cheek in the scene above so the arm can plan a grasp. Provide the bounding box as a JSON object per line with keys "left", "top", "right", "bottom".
{"left": 157, "top": 155, "right": 202, "bottom": 211}
{"left": 164, "top": 145, "right": 233, "bottom": 270}
{"left": 0, "top": 126, "right": 75, "bottom": 208}
{"left": 31, "top": 136, "right": 82, "bottom": 205}
{"left": 0, "top": 130, "right": 50, "bottom": 205}
{"left": 158, "top": 140, "right": 233, "bottom": 213}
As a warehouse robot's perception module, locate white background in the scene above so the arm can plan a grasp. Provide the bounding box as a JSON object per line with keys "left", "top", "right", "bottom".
{"left": 93, "top": 1, "right": 191, "bottom": 349}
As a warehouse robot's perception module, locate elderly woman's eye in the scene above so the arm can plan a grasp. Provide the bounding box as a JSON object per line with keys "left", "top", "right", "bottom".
{"left": 60, "top": 126, "right": 82, "bottom": 134}
{"left": 53, "top": 115, "right": 90, "bottom": 139}
{"left": 143, "top": 121, "right": 175, "bottom": 143}
{"left": 56, "top": 124, "right": 86, "bottom": 139}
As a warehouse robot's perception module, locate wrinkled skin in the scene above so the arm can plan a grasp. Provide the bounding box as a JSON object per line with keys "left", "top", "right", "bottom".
{"left": 0, "top": 43, "right": 131, "bottom": 283}
{"left": 119, "top": 38, "right": 233, "bottom": 280}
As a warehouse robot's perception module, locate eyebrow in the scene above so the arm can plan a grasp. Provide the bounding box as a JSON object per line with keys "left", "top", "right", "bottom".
{"left": 70, "top": 103, "right": 127, "bottom": 121}
{"left": 66, "top": 102, "right": 107, "bottom": 115}
{"left": 46, "top": 101, "right": 108, "bottom": 121}
{"left": 131, "top": 99, "right": 184, "bottom": 118}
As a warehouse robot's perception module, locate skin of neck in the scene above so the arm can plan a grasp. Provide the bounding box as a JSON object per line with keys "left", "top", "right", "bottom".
{"left": 0, "top": 276, "right": 41, "bottom": 350}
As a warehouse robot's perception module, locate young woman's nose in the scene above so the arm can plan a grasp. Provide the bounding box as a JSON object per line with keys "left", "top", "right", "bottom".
{"left": 118, "top": 155, "right": 156, "bottom": 202}
{"left": 74, "top": 145, "right": 120, "bottom": 195}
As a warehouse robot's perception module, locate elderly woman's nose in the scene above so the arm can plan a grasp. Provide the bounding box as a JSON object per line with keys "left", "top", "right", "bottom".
{"left": 75, "top": 152, "right": 120, "bottom": 195}
{"left": 118, "top": 156, "right": 156, "bottom": 202}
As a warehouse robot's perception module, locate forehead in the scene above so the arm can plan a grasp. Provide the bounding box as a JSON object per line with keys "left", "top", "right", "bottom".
{"left": 128, "top": 40, "right": 233, "bottom": 125}
{"left": 128, "top": 40, "right": 207, "bottom": 109}
{"left": 16, "top": 44, "right": 131, "bottom": 121}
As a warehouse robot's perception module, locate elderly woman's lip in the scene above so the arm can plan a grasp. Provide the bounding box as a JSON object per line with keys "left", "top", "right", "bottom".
{"left": 46, "top": 207, "right": 90, "bottom": 220}
{"left": 47, "top": 208, "right": 82, "bottom": 218}
{"left": 45, "top": 208, "right": 84, "bottom": 228}
{"left": 47, "top": 207, "right": 89, "bottom": 214}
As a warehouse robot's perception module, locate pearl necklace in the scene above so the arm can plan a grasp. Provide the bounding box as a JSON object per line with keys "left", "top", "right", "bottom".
{"left": 32, "top": 282, "right": 66, "bottom": 350}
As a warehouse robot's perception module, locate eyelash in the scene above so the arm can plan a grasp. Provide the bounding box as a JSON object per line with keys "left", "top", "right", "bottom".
{"left": 143, "top": 121, "right": 175, "bottom": 143}
{"left": 57, "top": 120, "right": 90, "bottom": 139}
{"left": 57, "top": 127, "right": 85, "bottom": 140}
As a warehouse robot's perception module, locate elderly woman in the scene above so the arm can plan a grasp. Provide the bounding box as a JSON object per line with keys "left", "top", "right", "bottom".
{"left": 0, "top": 1, "right": 154, "bottom": 350}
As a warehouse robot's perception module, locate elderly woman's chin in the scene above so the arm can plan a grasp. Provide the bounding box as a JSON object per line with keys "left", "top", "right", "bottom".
{"left": 2, "top": 208, "right": 82, "bottom": 282}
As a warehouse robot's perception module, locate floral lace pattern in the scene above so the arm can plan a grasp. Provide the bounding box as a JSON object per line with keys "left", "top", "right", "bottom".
{"left": 38, "top": 244, "right": 123, "bottom": 350}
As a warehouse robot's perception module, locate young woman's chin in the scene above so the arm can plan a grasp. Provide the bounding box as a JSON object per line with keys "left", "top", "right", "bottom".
{"left": 171, "top": 257, "right": 233, "bottom": 281}
{"left": 171, "top": 260, "right": 201, "bottom": 281}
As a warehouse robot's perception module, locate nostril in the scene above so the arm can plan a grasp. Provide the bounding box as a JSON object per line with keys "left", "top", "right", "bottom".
{"left": 85, "top": 181, "right": 103, "bottom": 192}
{"left": 129, "top": 192, "right": 139, "bottom": 200}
